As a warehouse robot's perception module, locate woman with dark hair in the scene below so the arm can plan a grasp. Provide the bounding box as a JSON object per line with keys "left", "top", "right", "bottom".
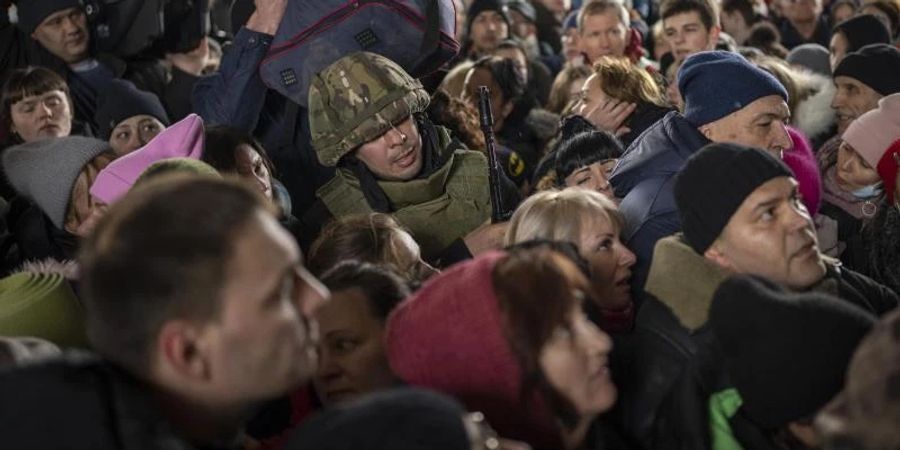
{"left": 554, "top": 130, "right": 624, "bottom": 200}
{"left": 1, "top": 67, "right": 75, "bottom": 148}
{"left": 461, "top": 56, "right": 558, "bottom": 183}
{"left": 201, "top": 126, "right": 296, "bottom": 214}
{"left": 313, "top": 261, "right": 410, "bottom": 407}
{"left": 387, "top": 246, "right": 623, "bottom": 450}
{"left": 306, "top": 213, "right": 437, "bottom": 286}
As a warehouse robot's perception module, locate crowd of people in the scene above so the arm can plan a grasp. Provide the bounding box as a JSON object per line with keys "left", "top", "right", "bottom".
{"left": 0, "top": 0, "right": 899, "bottom": 448}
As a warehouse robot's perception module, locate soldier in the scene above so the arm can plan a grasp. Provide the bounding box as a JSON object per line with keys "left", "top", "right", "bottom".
{"left": 300, "top": 52, "right": 516, "bottom": 264}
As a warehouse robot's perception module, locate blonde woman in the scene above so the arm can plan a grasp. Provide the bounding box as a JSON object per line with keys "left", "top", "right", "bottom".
{"left": 506, "top": 188, "right": 637, "bottom": 331}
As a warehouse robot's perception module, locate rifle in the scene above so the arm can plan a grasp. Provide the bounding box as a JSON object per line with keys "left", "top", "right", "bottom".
{"left": 478, "top": 86, "right": 512, "bottom": 223}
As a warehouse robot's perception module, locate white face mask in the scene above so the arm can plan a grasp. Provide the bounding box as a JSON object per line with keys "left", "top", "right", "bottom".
{"left": 850, "top": 183, "right": 882, "bottom": 199}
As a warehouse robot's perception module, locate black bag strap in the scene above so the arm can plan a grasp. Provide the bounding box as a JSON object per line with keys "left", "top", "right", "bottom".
{"left": 411, "top": 0, "right": 441, "bottom": 74}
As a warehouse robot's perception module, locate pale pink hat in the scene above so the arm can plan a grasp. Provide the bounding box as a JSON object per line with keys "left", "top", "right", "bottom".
{"left": 90, "top": 114, "right": 205, "bottom": 204}
{"left": 842, "top": 94, "right": 900, "bottom": 169}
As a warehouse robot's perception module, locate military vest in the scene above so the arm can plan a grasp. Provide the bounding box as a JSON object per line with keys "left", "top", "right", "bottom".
{"left": 317, "top": 130, "right": 490, "bottom": 259}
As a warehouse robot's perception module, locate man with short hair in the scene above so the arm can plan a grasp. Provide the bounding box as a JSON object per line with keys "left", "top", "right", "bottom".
{"left": 828, "top": 14, "right": 891, "bottom": 71}
{"left": 610, "top": 51, "right": 793, "bottom": 294}
{"left": 615, "top": 143, "right": 897, "bottom": 449}
{"left": 577, "top": 0, "right": 632, "bottom": 62}
{"left": 661, "top": 0, "right": 721, "bottom": 62}
{"left": 0, "top": 176, "right": 328, "bottom": 448}
{"left": 777, "top": 0, "right": 831, "bottom": 49}
{"left": 719, "top": 0, "right": 760, "bottom": 45}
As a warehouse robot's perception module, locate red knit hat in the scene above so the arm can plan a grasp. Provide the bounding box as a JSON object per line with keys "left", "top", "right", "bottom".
{"left": 385, "top": 251, "right": 562, "bottom": 450}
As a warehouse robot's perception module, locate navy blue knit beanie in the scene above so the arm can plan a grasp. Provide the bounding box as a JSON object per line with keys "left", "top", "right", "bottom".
{"left": 95, "top": 80, "right": 170, "bottom": 140}
{"left": 678, "top": 51, "right": 788, "bottom": 127}
{"left": 674, "top": 143, "right": 793, "bottom": 254}
{"left": 15, "top": 0, "right": 82, "bottom": 34}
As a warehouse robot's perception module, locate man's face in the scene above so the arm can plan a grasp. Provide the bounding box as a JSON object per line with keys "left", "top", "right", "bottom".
{"left": 829, "top": 32, "right": 849, "bottom": 72}
{"left": 780, "top": 0, "right": 821, "bottom": 23}
{"left": 31, "top": 7, "right": 90, "bottom": 64}
{"left": 580, "top": 11, "right": 629, "bottom": 61}
{"left": 470, "top": 10, "right": 509, "bottom": 54}
{"left": 9, "top": 89, "right": 73, "bottom": 142}
{"left": 664, "top": 11, "right": 719, "bottom": 62}
{"left": 207, "top": 210, "right": 328, "bottom": 402}
{"left": 701, "top": 95, "right": 793, "bottom": 158}
{"left": 356, "top": 116, "right": 424, "bottom": 181}
{"left": 832, "top": 76, "right": 883, "bottom": 134}
{"left": 507, "top": 9, "right": 535, "bottom": 40}
{"left": 562, "top": 27, "right": 582, "bottom": 63}
{"left": 709, "top": 177, "right": 827, "bottom": 290}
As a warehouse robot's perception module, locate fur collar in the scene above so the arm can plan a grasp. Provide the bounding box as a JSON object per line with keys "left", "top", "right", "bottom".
{"left": 794, "top": 71, "right": 836, "bottom": 142}
{"left": 644, "top": 235, "right": 731, "bottom": 332}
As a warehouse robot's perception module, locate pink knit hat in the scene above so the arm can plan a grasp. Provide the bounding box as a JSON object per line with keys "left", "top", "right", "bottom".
{"left": 783, "top": 127, "right": 822, "bottom": 216}
{"left": 385, "top": 251, "right": 562, "bottom": 450}
{"left": 90, "top": 114, "right": 205, "bottom": 204}
{"left": 842, "top": 94, "right": 900, "bottom": 170}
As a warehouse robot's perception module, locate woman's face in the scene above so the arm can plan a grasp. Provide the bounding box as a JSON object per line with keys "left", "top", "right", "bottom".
{"left": 9, "top": 89, "right": 72, "bottom": 142}
{"left": 564, "top": 160, "right": 618, "bottom": 199}
{"left": 389, "top": 229, "right": 438, "bottom": 282}
{"left": 109, "top": 115, "right": 165, "bottom": 156}
{"left": 234, "top": 144, "right": 273, "bottom": 200}
{"left": 539, "top": 300, "right": 616, "bottom": 417}
{"left": 578, "top": 215, "right": 636, "bottom": 311}
{"left": 313, "top": 288, "right": 396, "bottom": 406}
{"left": 835, "top": 141, "right": 880, "bottom": 192}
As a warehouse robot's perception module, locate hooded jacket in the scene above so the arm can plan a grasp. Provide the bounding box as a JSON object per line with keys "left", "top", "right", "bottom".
{"left": 608, "top": 111, "right": 710, "bottom": 294}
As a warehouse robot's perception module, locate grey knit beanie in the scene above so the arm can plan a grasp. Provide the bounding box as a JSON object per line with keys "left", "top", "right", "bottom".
{"left": 2, "top": 136, "right": 111, "bottom": 229}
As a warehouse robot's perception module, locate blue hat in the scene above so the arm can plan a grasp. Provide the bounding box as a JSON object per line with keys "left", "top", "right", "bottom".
{"left": 678, "top": 51, "right": 788, "bottom": 127}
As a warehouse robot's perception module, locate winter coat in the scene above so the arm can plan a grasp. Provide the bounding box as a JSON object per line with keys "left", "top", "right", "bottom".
{"left": 192, "top": 28, "right": 335, "bottom": 216}
{"left": 613, "top": 235, "right": 898, "bottom": 450}
{"left": 0, "top": 353, "right": 233, "bottom": 450}
{"left": 817, "top": 142, "right": 881, "bottom": 273}
{"left": 0, "top": 198, "right": 78, "bottom": 275}
{"left": 778, "top": 15, "right": 832, "bottom": 50}
{"left": 865, "top": 204, "right": 900, "bottom": 296}
{"left": 608, "top": 111, "right": 711, "bottom": 295}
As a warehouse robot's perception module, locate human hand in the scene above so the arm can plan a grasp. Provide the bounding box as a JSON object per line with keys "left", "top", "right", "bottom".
{"left": 581, "top": 97, "right": 635, "bottom": 137}
{"left": 463, "top": 220, "right": 509, "bottom": 255}
{"left": 167, "top": 37, "right": 210, "bottom": 76}
{"left": 245, "top": 0, "right": 288, "bottom": 35}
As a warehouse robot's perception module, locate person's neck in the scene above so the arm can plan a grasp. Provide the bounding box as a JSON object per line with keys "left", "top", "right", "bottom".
{"left": 151, "top": 386, "right": 254, "bottom": 448}
{"left": 560, "top": 416, "right": 595, "bottom": 450}
{"left": 790, "top": 16, "right": 819, "bottom": 39}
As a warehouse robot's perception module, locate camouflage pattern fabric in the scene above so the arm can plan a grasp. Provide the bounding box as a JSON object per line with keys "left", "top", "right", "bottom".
{"left": 308, "top": 52, "right": 431, "bottom": 167}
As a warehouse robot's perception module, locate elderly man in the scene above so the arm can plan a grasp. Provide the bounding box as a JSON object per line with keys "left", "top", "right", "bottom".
{"left": 610, "top": 50, "right": 793, "bottom": 294}
{"left": 0, "top": 177, "right": 328, "bottom": 449}
{"left": 615, "top": 143, "right": 897, "bottom": 449}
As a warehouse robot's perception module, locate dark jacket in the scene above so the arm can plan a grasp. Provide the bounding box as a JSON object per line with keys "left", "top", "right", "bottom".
{"left": 0, "top": 198, "right": 78, "bottom": 275}
{"left": 865, "top": 204, "right": 900, "bottom": 295}
{"left": 0, "top": 354, "right": 233, "bottom": 450}
{"left": 778, "top": 15, "right": 832, "bottom": 50}
{"left": 192, "top": 28, "right": 335, "bottom": 216}
{"left": 609, "top": 111, "right": 710, "bottom": 294}
{"left": 613, "top": 236, "right": 898, "bottom": 450}
{"left": 618, "top": 103, "right": 673, "bottom": 149}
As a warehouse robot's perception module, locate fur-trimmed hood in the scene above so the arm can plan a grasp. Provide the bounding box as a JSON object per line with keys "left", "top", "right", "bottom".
{"left": 793, "top": 70, "right": 836, "bottom": 144}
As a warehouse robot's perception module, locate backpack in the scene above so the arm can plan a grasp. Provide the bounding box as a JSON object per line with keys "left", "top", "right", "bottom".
{"left": 259, "top": 0, "right": 459, "bottom": 107}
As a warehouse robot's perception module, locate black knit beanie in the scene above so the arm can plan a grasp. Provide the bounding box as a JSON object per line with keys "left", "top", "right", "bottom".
{"left": 710, "top": 275, "right": 875, "bottom": 429}
{"left": 283, "top": 388, "right": 471, "bottom": 450}
{"left": 15, "top": 0, "right": 82, "bottom": 34}
{"left": 674, "top": 143, "right": 793, "bottom": 254}
{"left": 833, "top": 44, "right": 900, "bottom": 96}
{"left": 833, "top": 14, "right": 891, "bottom": 53}
{"left": 465, "top": 0, "right": 511, "bottom": 37}
{"left": 95, "top": 80, "right": 170, "bottom": 140}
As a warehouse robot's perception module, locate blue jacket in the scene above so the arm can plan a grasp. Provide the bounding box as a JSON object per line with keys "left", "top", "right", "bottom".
{"left": 192, "top": 28, "right": 334, "bottom": 215}
{"left": 609, "top": 111, "right": 710, "bottom": 294}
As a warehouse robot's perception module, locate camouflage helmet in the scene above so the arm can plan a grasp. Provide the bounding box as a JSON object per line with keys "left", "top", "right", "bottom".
{"left": 308, "top": 52, "right": 431, "bottom": 167}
